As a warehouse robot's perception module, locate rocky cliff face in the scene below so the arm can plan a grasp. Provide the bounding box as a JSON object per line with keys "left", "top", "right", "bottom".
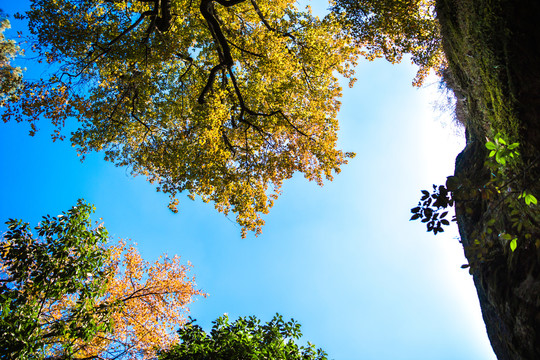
{"left": 454, "top": 138, "right": 540, "bottom": 360}
{"left": 436, "top": 0, "right": 540, "bottom": 358}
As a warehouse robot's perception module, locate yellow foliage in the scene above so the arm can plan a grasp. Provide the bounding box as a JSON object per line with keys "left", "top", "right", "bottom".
{"left": 333, "top": 0, "right": 445, "bottom": 86}
{"left": 6, "top": 0, "right": 359, "bottom": 237}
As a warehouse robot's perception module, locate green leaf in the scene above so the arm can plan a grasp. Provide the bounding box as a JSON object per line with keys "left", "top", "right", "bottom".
{"left": 508, "top": 143, "right": 519, "bottom": 150}
{"left": 525, "top": 194, "right": 538, "bottom": 206}
{"left": 496, "top": 153, "right": 506, "bottom": 165}
{"left": 510, "top": 238, "right": 517, "bottom": 252}
{"left": 485, "top": 142, "right": 497, "bottom": 150}
{"left": 498, "top": 137, "right": 507, "bottom": 145}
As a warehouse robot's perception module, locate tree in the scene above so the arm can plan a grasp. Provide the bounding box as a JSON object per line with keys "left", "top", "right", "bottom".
{"left": 158, "top": 313, "right": 327, "bottom": 360}
{"left": 332, "top": 0, "right": 445, "bottom": 86}
{"left": 73, "top": 240, "right": 206, "bottom": 359}
{"left": 0, "top": 10, "right": 23, "bottom": 106}
{"left": 0, "top": 200, "right": 205, "bottom": 359}
{"left": 0, "top": 200, "right": 113, "bottom": 359}
{"left": 3, "top": 0, "right": 359, "bottom": 237}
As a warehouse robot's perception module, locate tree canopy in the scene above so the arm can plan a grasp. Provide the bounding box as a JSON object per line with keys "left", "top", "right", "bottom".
{"left": 3, "top": 0, "right": 359, "bottom": 237}
{"left": 1, "top": 0, "right": 448, "bottom": 236}
{"left": 0, "top": 200, "right": 204, "bottom": 359}
{"left": 332, "top": 0, "right": 444, "bottom": 86}
{"left": 159, "top": 313, "right": 327, "bottom": 359}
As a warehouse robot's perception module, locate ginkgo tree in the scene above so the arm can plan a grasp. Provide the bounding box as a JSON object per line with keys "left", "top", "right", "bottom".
{"left": 3, "top": 0, "right": 359, "bottom": 237}
{"left": 0, "top": 200, "right": 205, "bottom": 359}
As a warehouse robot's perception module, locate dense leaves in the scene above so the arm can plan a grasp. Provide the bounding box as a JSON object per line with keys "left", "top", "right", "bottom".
{"left": 3, "top": 0, "right": 359, "bottom": 236}
{"left": 159, "top": 313, "right": 327, "bottom": 359}
{"left": 0, "top": 11, "right": 23, "bottom": 106}
{"left": 332, "top": 0, "right": 445, "bottom": 86}
{"left": 75, "top": 241, "right": 205, "bottom": 359}
{"left": 0, "top": 201, "right": 204, "bottom": 359}
{"left": 0, "top": 200, "right": 112, "bottom": 359}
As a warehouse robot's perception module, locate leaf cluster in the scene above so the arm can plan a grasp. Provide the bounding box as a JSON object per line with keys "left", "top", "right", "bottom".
{"left": 0, "top": 12, "right": 23, "bottom": 106}
{"left": 485, "top": 133, "right": 520, "bottom": 166}
{"left": 159, "top": 313, "right": 327, "bottom": 360}
{"left": 480, "top": 135, "right": 540, "bottom": 253}
{"left": 0, "top": 200, "right": 112, "bottom": 359}
{"left": 412, "top": 134, "right": 540, "bottom": 261}
{"left": 410, "top": 184, "right": 453, "bottom": 234}
{"left": 332, "top": 0, "right": 445, "bottom": 86}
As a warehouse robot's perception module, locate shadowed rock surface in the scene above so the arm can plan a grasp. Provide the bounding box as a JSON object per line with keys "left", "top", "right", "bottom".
{"left": 437, "top": 0, "right": 540, "bottom": 358}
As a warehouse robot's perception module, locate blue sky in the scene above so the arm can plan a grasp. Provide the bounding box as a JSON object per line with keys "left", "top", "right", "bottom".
{"left": 0, "top": 1, "right": 496, "bottom": 359}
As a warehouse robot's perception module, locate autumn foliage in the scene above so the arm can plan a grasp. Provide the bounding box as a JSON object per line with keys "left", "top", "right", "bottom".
{"left": 78, "top": 241, "right": 205, "bottom": 359}
{"left": 0, "top": 201, "right": 204, "bottom": 359}
{"left": 3, "top": 0, "right": 359, "bottom": 237}
{"left": 333, "top": 0, "right": 445, "bottom": 86}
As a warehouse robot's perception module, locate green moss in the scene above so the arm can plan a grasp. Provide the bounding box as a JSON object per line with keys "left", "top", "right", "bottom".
{"left": 438, "top": 0, "right": 520, "bottom": 141}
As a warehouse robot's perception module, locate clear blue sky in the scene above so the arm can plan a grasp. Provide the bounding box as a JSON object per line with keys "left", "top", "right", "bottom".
{"left": 0, "top": 1, "right": 496, "bottom": 359}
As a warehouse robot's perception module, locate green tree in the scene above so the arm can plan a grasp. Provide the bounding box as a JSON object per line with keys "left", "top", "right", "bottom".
{"left": 0, "top": 10, "right": 23, "bottom": 106}
{"left": 332, "top": 0, "right": 444, "bottom": 86}
{"left": 159, "top": 313, "right": 327, "bottom": 360}
{"left": 3, "top": 0, "right": 359, "bottom": 237}
{"left": 0, "top": 200, "right": 113, "bottom": 359}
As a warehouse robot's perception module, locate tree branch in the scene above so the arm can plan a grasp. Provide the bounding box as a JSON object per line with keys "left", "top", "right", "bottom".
{"left": 226, "top": 38, "right": 264, "bottom": 58}
{"left": 214, "top": 0, "right": 247, "bottom": 6}
{"left": 197, "top": 63, "right": 227, "bottom": 104}
{"left": 249, "top": 0, "right": 295, "bottom": 41}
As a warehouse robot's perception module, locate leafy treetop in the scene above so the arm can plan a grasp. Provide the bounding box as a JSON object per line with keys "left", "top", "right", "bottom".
{"left": 332, "top": 0, "right": 445, "bottom": 86}
{"left": 0, "top": 200, "right": 113, "bottom": 359}
{"left": 159, "top": 313, "right": 328, "bottom": 359}
{"left": 74, "top": 240, "right": 205, "bottom": 359}
{"left": 4, "top": 0, "right": 359, "bottom": 237}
